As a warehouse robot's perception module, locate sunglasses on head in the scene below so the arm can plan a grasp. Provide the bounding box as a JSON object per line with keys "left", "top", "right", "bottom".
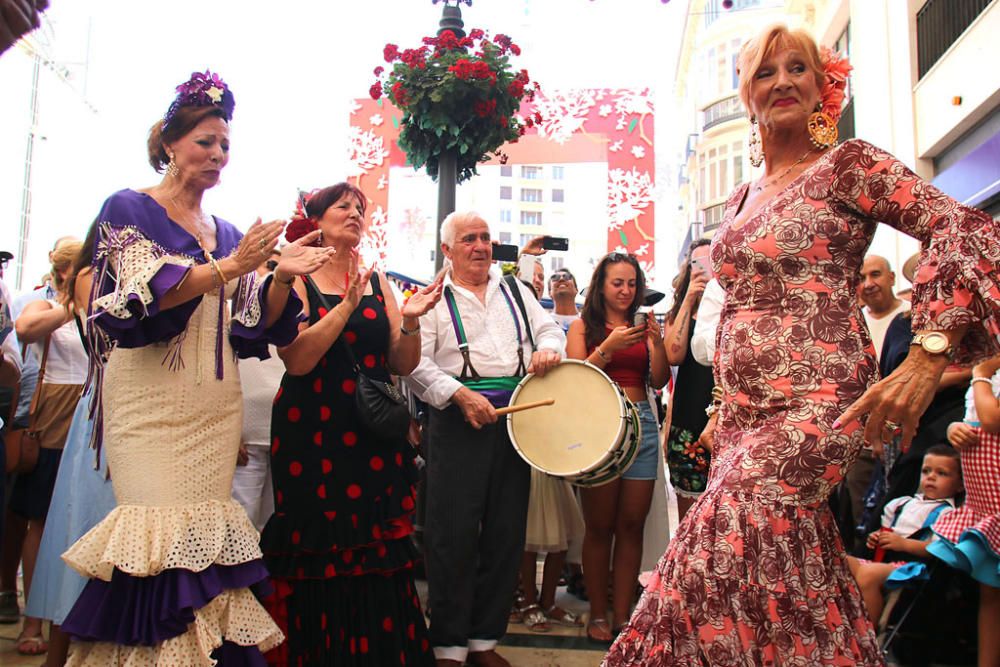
{"left": 607, "top": 251, "right": 634, "bottom": 261}
{"left": 550, "top": 271, "right": 574, "bottom": 282}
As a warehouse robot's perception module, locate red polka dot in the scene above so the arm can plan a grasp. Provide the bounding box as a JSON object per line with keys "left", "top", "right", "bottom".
{"left": 351, "top": 514, "right": 359, "bottom": 528}
{"left": 377, "top": 294, "right": 384, "bottom": 302}
{"left": 360, "top": 637, "right": 369, "bottom": 654}
{"left": 363, "top": 354, "right": 376, "bottom": 368}
{"left": 385, "top": 485, "right": 394, "bottom": 496}
{"left": 395, "top": 452, "right": 403, "bottom": 466}
{"left": 407, "top": 623, "right": 415, "bottom": 640}
{"left": 276, "top": 491, "right": 284, "bottom": 505}
{"left": 318, "top": 307, "right": 329, "bottom": 318}
{"left": 370, "top": 456, "right": 384, "bottom": 471}
{"left": 324, "top": 510, "right": 337, "bottom": 520}
{"left": 317, "top": 484, "right": 327, "bottom": 499}
{"left": 383, "top": 617, "right": 393, "bottom": 632}
{"left": 401, "top": 650, "right": 407, "bottom": 665}
{"left": 347, "top": 484, "right": 362, "bottom": 499}
{"left": 287, "top": 407, "right": 301, "bottom": 422}
{"left": 321, "top": 613, "right": 327, "bottom": 630}
{"left": 289, "top": 461, "right": 303, "bottom": 477}
{"left": 342, "top": 379, "right": 356, "bottom": 394}
{"left": 273, "top": 387, "right": 283, "bottom": 403}
{"left": 342, "top": 549, "right": 354, "bottom": 564}
{"left": 343, "top": 432, "right": 358, "bottom": 447}
{"left": 421, "top": 639, "right": 429, "bottom": 651}
{"left": 291, "top": 530, "right": 301, "bottom": 545}
{"left": 349, "top": 637, "right": 357, "bottom": 655}
{"left": 271, "top": 437, "right": 280, "bottom": 455}
{"left": 326, "top": 635, "right": 331, "bottom": 650}
{"left": 320, "top": 406, "right": 331, "bottom": 421}
{"left": 401, "top": 496, "right": 415, "bottom": 511}
{"left": 322, "top": 459, "right": 333, "bottom": 474}
{"left": 344, "top": 331, "right": 358, "bottom": 344}
{"left": 313, "top": 378, "right": 323, "bottom": 393}
{"left": 372, "top": 524, "right": 382, "bottom": 540}
{"left": 313, "top": 431, "right": 323, "bottom": 446}
{"left": 376, "top": 543, "right": 387, "bottom": 558}
{"left": 362, "top": 308, "right": 377, "bottom": 320}
{"left": 324, "top": 564, "right": 336, "bottom": 577}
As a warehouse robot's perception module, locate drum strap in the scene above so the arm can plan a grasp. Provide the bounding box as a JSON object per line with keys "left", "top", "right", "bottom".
{"left": 443, "top": 282, "right": 529, "bottom": 379}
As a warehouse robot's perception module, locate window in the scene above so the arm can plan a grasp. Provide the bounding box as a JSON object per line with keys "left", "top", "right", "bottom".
{"left": 498, "top": 232, "right": 511, "bottom": 244}
{"left": 521, "top": 166, "right": 542, "bottom": 179}
{"left": 521, "top": 188, "right": 543, "bottom": 203}
{"left": 500, "top": 165, "right": 512, "bottom": 177}
{"left": 520, "top": 233, "right": 537, "bottom": 246}
{"left": 731, "top": 142, "right": 743, "bottom": 187}
{"left": 552, "top": 166, "right": 565, "bottom": 180}
{"left": 500, "top": 186, "right": 512, "bottom": 200}
{"left": 551, "top": 189, "right": 565, "bottom": 203}
{"left": 520, "top": 211, "right": 542, "bottom": 226}
{"left": 499, "top": 209, "right": 512, "bottom": 223}
{"left": 550, "top": 257, "right": 564, "bottom": 271}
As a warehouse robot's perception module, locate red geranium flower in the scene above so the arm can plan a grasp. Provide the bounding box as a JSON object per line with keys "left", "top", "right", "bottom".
{"left": 369, "top": 83, "right": 382, "bottom": 100}
{"left": 383, "top": 44, "right": 400, "bottom": 63}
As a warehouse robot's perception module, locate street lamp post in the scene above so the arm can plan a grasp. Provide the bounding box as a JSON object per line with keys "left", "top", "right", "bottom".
{"left": 432, "top": 0, "right": 468, "bottom": 273}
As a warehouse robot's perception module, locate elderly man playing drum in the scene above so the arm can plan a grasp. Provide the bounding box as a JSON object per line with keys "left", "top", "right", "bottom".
{"left": 406, "top": 211, "right": 564, "bottom": 667}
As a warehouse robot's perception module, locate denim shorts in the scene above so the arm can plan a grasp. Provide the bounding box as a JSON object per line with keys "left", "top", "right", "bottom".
{"left": 622, "top": 401, "right": 659, "bottom": 481}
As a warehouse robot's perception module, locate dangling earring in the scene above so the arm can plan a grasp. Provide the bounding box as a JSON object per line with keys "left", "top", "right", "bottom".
{"left": 165, "top": 153, "right": 179, "bottom": 178}
{"left": 748, "top": 117, "right": 764, "bottom": 168}
{"left": 807, "top": 106, "right": 838, "bottom": 148}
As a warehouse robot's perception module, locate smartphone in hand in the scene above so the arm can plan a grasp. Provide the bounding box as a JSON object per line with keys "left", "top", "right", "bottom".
{"left": 492, "top": 243, "right": 520, "bottom": 262}
{"left": 542, "top": 236, "right": 569, "bottom": 251}
{"left": 632, "top": 312, "right": 648, "bottom": 328}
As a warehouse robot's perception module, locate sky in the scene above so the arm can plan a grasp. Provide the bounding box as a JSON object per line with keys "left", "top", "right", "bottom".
{"left": 0, "top": 0, "right": 689, "bottom": 292}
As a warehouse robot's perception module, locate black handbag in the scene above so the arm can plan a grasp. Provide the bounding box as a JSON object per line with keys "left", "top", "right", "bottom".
{"left": 305, "top": 276, "right": 410, "bottom": 441}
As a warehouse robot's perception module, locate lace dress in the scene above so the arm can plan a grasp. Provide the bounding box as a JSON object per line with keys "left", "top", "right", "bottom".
{"left": 604, "top": 139, "right": 1000, "bottom": 666}
{"left": 60, "top": 190, "right": 301, "bottom": 665}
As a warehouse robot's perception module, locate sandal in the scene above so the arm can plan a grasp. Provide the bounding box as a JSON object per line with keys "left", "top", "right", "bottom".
{"left": 519, "top": 604, "right": 550, "bottom": 633}
{"left": 545, "top": 605, "right": 583, "bottom": 627}
{"left": 16, "top": 633, "right": 48, "bottom": 656}
{"left": 586, "top": 618, "right": 613, "bottom": 644}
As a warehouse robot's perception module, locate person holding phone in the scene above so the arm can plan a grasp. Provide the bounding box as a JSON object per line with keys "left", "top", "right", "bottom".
{"left": 662, "top": 240, "right": 716, "bottom": 520}
{"left": 566, "top": 252, "right": 668, "bottom": 643}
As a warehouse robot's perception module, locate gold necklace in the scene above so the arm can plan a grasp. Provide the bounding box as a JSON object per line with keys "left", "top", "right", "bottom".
{"left": 752, "top": 147, "right": 815, "bottom": 193}
{"left": 168, "top": 195, "right": 214, "bottom": 263}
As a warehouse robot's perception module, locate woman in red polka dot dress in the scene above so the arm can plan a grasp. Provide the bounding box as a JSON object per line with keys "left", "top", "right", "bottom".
{"left": 261, "top": 183, "right": 443, "bottom": 666}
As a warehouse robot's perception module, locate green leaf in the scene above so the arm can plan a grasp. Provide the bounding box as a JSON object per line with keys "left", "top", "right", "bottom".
{"left": 392, "top": 116, "right": 399, "bottom": 129}
{"left": 627, "top": 117, "right": 638, "bottom": 134}
{"left": 377, "top": 98, "right": 384, "bottom": 108}
{"left": 618, "top": 230, "right": 628, "bottom": 245}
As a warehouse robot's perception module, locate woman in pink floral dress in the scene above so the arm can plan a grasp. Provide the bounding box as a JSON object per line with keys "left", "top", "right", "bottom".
{"left": 604, "top": 24, "right": 1000, "bottom": 667}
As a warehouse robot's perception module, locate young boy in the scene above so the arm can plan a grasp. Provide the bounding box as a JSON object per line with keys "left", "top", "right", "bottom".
{"left": 847, "top": 445, "right": 963, "bottom": 624}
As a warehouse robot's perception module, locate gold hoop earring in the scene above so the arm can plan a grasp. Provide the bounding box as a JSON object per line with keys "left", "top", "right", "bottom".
{"left": 748, "top": 118, "right": 764, "bottom": 168}
{"left": 807, "top": 111, "right": 838, "bottom": 148}
{"left": 166, "top": 154, "right": 179, "bottom": 178}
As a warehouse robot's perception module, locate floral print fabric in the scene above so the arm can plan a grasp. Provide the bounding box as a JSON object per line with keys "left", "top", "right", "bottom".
{"left": 604, "top": 139, "right": 1000, "bottom": 666}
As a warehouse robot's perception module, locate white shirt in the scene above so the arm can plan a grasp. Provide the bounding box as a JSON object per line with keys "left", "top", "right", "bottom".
{"left": 405, "top": 267, "right": 565, "bottom": 410}
{"left": 550, "top": 311, "right": 578, "bottom": 336}
{"left": 963, "top": 367, "right": 1000, "bottom": 425}
{"left": 881, "top": 493, "right": 955, "bottom": 538}
{"left": 691, "top": 279, "right": 725, "bottom": 367}
{"left": 862, "top": 300, "right": 910, "bottom": 362}
{"left": 27, "top": 300, "right": 87, "bottom": 385}
{"left": 240, "top": 346, "right": 286, "bottom": 446}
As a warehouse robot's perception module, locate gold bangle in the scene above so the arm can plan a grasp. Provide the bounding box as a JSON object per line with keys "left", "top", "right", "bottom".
{"left": 214, "top": 258, "right": 229, "bottom": 285}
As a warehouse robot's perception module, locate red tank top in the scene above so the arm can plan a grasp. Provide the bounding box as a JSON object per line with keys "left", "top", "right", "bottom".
{"left": 591, "top": 327, "right": 648, "bottom": 388}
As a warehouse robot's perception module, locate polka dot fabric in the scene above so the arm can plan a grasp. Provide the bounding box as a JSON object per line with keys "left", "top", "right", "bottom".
{"left": 262, "top": 276, "right": 432, "bottom": 666}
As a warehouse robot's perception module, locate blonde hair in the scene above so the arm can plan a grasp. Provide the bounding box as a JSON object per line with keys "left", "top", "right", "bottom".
{"left": 50, "top": 240, "right": 83, "bottom": 295}
{"left": 736, "top": 23, "right": 825, "bottom": 118}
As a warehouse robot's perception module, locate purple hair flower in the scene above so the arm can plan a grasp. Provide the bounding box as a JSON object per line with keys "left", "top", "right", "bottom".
{"left": 162, "top": 70, "right": 236, "bottom": 130}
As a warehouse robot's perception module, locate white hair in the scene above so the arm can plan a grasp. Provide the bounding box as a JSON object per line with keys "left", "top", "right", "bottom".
{"left": 440, "top": 211, "right": 487, "bottom": 247}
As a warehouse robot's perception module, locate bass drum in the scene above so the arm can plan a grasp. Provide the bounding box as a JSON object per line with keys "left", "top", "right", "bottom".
{"left": 506, "top": 359, "right": 641, "bottom": 487}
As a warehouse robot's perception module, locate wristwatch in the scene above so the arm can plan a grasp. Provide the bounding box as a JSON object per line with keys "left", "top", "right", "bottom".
{"left": 910, "top": 331, "right": 953, "bottom": 359}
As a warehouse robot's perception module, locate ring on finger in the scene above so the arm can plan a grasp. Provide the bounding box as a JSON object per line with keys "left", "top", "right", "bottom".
{"left": 258, "top": 238, "right": 267, "bottom": 250}
{"left": 883, "top": 419, "right": 902, "bottom": 434}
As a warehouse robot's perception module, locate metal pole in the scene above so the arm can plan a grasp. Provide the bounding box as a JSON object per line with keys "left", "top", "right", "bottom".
{"left": 433, "top": 1, "right": 465, "bottom": 273}
{"left": 16, "top": 53, "right": 42, "bottom": 291}
{"left": 435, "top": 152, "right": 457, "bottom": 273}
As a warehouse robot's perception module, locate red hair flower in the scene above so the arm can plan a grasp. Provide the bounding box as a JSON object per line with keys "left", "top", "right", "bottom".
{"left": 819, "top": 47, "right": 852, "bottom": 122}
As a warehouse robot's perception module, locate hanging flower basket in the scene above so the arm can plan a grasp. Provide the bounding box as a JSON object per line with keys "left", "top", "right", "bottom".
{"left": 370, "top": 28, "right": 541, "bottom": 183}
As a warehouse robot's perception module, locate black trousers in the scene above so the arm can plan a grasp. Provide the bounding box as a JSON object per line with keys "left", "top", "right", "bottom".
{"left": 424, "top": 405, "right": 531, "bottom": 650}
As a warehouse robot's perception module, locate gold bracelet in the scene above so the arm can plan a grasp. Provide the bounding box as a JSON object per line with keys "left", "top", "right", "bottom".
{"left": 213, "top": 258, "right": 230, "bottom": 285}
{"left": 272, "top": 272, "right": 294, "bottom": 289}
{"left": 205, "top": 258, "right": 221, "bottom": 289}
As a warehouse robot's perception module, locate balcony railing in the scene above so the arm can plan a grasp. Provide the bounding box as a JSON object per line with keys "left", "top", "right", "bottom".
{"left": 917, "top": 0, "right": 992, "bottom": 79}
{"left": 703, "top": 94, "right": 746, "bottom": 132}
{"left": 702, "top": 202, "right": 726, "bottom": 232}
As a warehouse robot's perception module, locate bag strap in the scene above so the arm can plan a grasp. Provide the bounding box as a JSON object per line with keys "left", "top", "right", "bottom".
{"left": 27, "top": 335, "right": 52, "bottom": 431}
{"left": 502, "top": 274, "right": 536, "bottom": 351}
{"left": 303, "top": 274, "right": 361, "bottom": 374}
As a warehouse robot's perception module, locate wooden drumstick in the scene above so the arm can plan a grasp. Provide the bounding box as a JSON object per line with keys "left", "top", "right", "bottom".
{"left": 495, "top": 398, "right": 555, "bottom": 416}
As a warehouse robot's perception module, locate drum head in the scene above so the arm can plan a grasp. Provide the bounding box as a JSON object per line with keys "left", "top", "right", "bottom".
{"left": 508, "top": 360, "right": 627, "bottom": 477}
